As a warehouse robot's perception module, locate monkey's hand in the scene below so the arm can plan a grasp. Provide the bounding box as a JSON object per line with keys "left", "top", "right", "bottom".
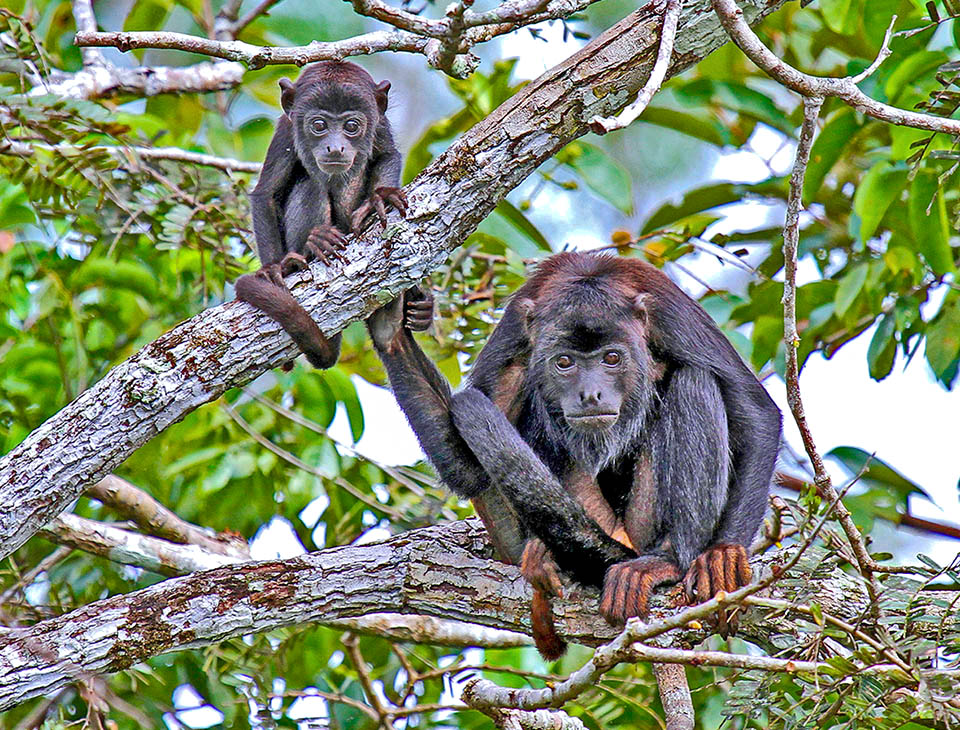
{"left": 520, "top": 538, "right": 564, "bottom": 598}
{"left": 305, "top": 225, "right": 348, "bottom": 265}
{"left": 600, "top": 555, "right": 681, "bottom": 624}
{"left": 683, "top": 543, "right": 751, "bottom": 636}
{"left": 404, "top": 286, "right": 434, "bottom": 332}
{"left": 351, "top": 187, "right": 408, "bottom": 232}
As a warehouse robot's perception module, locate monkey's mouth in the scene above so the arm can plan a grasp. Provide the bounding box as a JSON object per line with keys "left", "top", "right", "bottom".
{"left": 316, "top": 158, "right": 354, "bottom": 173}
{"left": 564, "top": 413, "right": 619, "bottom": 429}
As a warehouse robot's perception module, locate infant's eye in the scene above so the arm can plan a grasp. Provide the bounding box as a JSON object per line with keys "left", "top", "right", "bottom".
{"left": 602, "top": 351, "right": 621, "bottom": 366}
{"left": 556, "top": 355, "right": 574, "bottom": 371}
{"left": 310, "top": 119, "right": 327, "bottom": 134}
{"left": 344, "top": 119, "right": 362, "bottom": 136}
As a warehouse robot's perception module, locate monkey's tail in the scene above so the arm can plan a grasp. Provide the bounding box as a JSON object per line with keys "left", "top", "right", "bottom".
{"left": 236, "top": 274, "right": 341, "bottom": 369}
{"left": 531, "top": 590, "right": 567, "bottom": 661}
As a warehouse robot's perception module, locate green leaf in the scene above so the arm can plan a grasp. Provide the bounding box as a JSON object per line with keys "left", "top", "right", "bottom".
{"left": 909, "top": 171, "right": 954, "bottom": 275}
{"left": 642, "top": 180, "right": 785, "bottom": 234}
{"left": 563, "top": 142, "right": 634, "bottom": 215}
{"left": 867, "top": 313, "right": 896, "bottom": 381}
{"left": 70, "top": 258, "right": 158, "bottom": 299}
{"left": 852, "top": 163, "right": 908, "bottom": 243}
{"left": 884, "top": 51, "right": 948, "bottom": 104}
{"left": 638, "top": 106, "right": 726, "bottom": 147}
{"left": 803, "top": 109, "right": 861, "bottom": 200}
{"left": 322, "top": 368, "right": 364, "bottom": 443}
{"left": 833, "top": 263, "right": 868, "bottom": 319}
{"left": 820, "top": 0, "right": 858, "bottom": 33}
{"left": 827, "top": 446, "right": 933, "bottom": 503}
{"left": 925, "top": 297, "right": 960, "bottom": 379}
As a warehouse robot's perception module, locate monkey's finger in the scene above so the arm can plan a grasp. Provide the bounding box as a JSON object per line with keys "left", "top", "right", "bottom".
{"left": 695, "top": 561, "right": 712, "bottom": 604}
{"left": 374, "top": 196, "right": 388, "bottom": 228}
{"left": 600, "top": 569, "right": 623, "bottom": 623}
{"left": 736, "top": 547, "right": 752, "bottom": 587}
{"left": 627, "top": 569, "right": 649, "bottom": 618}
{"left": 722, "top": 550, "right": 739, "bottom": 593}
{"left": 708, "top": 548, "right": 727, "bottom": 599}
{"left": 385, "top": 190, "right": 408, "bottom": 216}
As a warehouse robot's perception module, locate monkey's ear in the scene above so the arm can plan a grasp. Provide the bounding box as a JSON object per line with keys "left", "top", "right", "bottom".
{"left": 374, "top": 80, "right": 391, "bottom": 114}
{"left": 633, "top": 293, "right": 650, "bottom": 326}
{"left": 514, "top": 297, "right": 536, "bottom": 336}
{"left": 279, "top": 78, "right": 296, "bottom": 115}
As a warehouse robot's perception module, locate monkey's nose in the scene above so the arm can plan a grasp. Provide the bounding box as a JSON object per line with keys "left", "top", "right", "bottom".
{"left": 327, "top": 144, "right": 345, "bottom": 154}
{"left": 580, "top": 390, "right": 602, "bottom": 406}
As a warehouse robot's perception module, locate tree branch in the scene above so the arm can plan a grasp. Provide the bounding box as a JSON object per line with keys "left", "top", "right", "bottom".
{"left": 2, "top": 520, "right": 955, "bottom": 712}
{"left": 0, "top": 0, "right": 790, "bottom": 562}
{"left": 711, "top": 0, "right": 960, "bottom": 136}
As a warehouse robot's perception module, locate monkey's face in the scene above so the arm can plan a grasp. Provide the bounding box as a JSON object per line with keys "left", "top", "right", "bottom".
{"left": 289, "top": 85, "right": 379, "bottom": 177}
{"left": 542, "top": 342, "right": 634, "bottom": 431}
{"left": 301, "top": 112, "right": 369, "bottom": 173}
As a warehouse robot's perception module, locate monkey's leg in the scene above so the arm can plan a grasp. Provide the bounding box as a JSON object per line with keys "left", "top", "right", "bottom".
{"left": 449, "top": 388, "right": 635, "bottom": 587}
{"left": 305, "top": 225, "right": 348, "bottom": 265}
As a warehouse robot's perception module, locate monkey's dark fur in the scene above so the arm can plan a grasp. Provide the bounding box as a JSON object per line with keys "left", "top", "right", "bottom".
{"left": 237, "top": 61, "right": 407, "bottom": 368}
{"left": 367, "top": 253, "right": 781, "bottom": 658}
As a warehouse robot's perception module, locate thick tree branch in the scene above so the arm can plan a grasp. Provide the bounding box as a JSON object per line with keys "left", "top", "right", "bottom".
{"left": 2, "top": 520, "right": 955, "bottom": 712}
{"left": 0, "top": 0, "right": 790, "bottom": 561}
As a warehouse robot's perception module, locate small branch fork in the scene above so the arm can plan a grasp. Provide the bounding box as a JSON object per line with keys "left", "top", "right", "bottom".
{"left": 589, "top": 0, "right": 681, "bottom": 134}
{"left": 74, "top": 0, "right": 599, "bottom": 78}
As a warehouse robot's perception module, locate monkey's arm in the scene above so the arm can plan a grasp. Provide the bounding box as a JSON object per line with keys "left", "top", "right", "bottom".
{"left": 449, "top": 388, "right": 636, "bottom": 588}
{"left": 250, "top": 116, "right": 297, "bottom": 266}
{"left": 367, "top": 294, "right": 527, "bottom": 562}
{"left": 649, "top": 287, "right": 780, "bottom": 552}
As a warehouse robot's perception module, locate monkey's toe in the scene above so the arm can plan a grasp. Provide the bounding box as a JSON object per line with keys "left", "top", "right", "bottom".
{"left": 600, "top": 556, "right": 681, "bottom": 625}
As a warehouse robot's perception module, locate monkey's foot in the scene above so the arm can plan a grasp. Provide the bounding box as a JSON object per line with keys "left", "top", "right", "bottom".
{"left": 306, "top": 226, "right": 348, "bottom": 265}
{"left": 254, "top": 263, "right": 286, "bottom": 288}
{"left": 520, "top": 538, "right": 563, "bottom": 597}
{"left": 404, "top": 287, "right": 434, "bottom": 332}
{"left": 351, "top": 186, "right": 408, "bottom": 232}
{"left": 600, "top": 555, "right": 681, "bottom": 624}
{"left": 683, "top": 543, "right": 751, "bottom": 637}
{"left": 683, "top": 543, "right": 751, "bottom": 603}
{"left": 280, "top": 252, "right": 310, "bottom": 277}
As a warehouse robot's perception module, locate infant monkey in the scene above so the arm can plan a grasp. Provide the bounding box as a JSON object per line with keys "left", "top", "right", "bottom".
{"left": 237, "top": 61, "right": 417, "bottom": 367}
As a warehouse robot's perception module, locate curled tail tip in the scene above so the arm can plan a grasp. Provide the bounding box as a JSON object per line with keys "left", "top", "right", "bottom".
{"left": 531, "top": 590, "right": 567, "bottom": 661}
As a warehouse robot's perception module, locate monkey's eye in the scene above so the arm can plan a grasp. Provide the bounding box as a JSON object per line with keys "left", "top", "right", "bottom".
{"left": 556, "top": 355, "right": 575, "bottom": 371}
{"left": 343, "top": 119, "right": 363, "bottom": 136}
{"left": 602, "top": 351, "right": 621, "bottom": 366}
{"left": 310, "top": 119, "right": 327, "bottom": 135}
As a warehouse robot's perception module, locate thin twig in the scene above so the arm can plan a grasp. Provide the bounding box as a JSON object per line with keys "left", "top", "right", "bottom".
{"left": 589, "top": 0, "right": 681, "bottom": 134}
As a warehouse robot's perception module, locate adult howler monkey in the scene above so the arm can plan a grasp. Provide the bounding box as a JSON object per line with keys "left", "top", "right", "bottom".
{"left": 368, "top": 253, "right": 781, "bottom": 658}
{"left": 237, "top": 61, "right": 411, "bottom": 369}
